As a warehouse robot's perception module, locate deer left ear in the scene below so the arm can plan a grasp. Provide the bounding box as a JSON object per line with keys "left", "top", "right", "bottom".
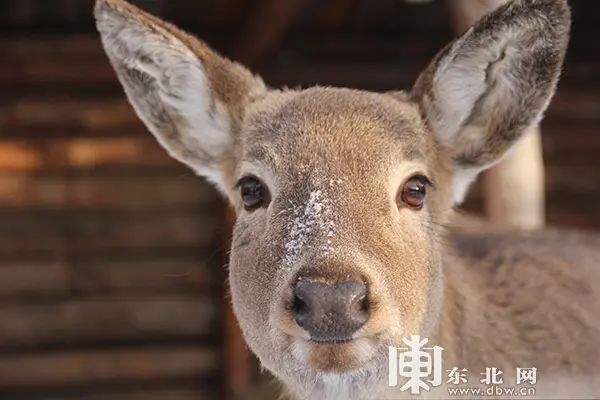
{"left": 411, "top": 0, "right": 570, "bottom": 203}
{"left": 95, "top": 0, "right": 266, "bottom": 195}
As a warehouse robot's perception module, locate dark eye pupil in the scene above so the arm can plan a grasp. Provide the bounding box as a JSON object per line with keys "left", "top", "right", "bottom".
{"left": 407, "top": 181, "right": 424, "bottom": 193}
{"left": 401, "top": 176, "right": 429, "bottom": 209}
{"left": 240, "top": 178, "right": 264, "bottom": 210}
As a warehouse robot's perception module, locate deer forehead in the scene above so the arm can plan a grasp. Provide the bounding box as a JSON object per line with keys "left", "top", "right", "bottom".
{"left": 239, "top": 87, "right": 435, "bottom": 187}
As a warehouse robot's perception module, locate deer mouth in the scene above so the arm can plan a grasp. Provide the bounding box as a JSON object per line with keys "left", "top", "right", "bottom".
{"left": 289, "top": 336, "right": 378, "bottom": 372}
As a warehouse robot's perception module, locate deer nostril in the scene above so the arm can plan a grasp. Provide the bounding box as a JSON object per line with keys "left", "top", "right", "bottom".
{"left": 292, "top": 293, "right": 310, "bottom": 318}
{"left": 350, "top": 291, "right": 369, "bottom": 317}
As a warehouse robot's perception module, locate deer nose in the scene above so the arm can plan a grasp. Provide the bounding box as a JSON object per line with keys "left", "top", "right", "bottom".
{"left": 292, "top": 279, "right": 369, "bottom": 341}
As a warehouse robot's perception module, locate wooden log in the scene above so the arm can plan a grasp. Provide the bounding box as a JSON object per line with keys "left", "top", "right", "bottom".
{"left": 0, "top": 210, "right": 222, "bottom": 256}
{"left": 0, "top": 137, "right": 192, "bottom": 178}
{"left": 0, "top": 295, "right": 217, "bottom": 347}
{"left": 545, "top": 212, "right": 600, "bottom": 230}
{"left": 468, "top": 165, "right": 600, "bottom": 198}
{"left": 2, "top": 386, "right": 219, "bottom": 400}
{"left": 541, "top": 122, "right": 600, "bottom": 165}
{"left": 0, "top": 175, "right": 217, "bottom": 209}
{"left": 547, "top": 88, "right": 600, "bottom": 121}
{"left": 0, "top": 36, "right": 107, "bottom": 59}
{"left": 0, "top": 98, "right": 142, "bottom": 133}
{"left": 463, "top": 164, "right": 600, "bottom": 231}
{"left": 463, "top": 194, "right": 600, "bottom": 230}
{"left": 0, "top": 258, "right": 216, "bottom": 297}
{"left": 229, "top": 0, "right": 308, "bottom": 67}
{"left": 318, "top": 0, "right": 359, "bottom": 28}
{"left": 52, "top": 137, "right": 174, "bottom": 169}
{"left": 0, "top": 346, "right": 219, "bottom": 388}
{"left": 0, "top": 59, "right": 119, "bottom": 87}
{"left": 482, "top": 128, "right": 546, "bottom": 229}
{"left": 222, "top": 206, "right": 251, "bottom": 398}
{"left": 203, "top": 0, "right": 247, "bottom": 24}
{"left": 81, "top": 388, "right": 218, "bottom": 400}
{"left": 2, "top": 0, "right": 39, "bottom": 25}
{"left": 539, "top": 166, "right": 599, "bottom": 195}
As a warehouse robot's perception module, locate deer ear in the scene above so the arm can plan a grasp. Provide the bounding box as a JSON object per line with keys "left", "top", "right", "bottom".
{"left": 94, "top": 0, "right": 266, "bottom": 194}
{"left": 411, "top": 0, "right": 570, "bottom": 203}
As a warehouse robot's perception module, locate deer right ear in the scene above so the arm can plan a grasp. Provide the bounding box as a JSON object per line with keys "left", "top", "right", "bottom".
{"left": 411, "top": 0, "right": 570, "bottom": 203}
{"left": 94, "top": 0, "right": 266, "bottom": 194}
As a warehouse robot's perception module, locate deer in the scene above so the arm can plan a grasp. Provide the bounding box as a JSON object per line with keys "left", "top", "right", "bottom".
{"left": 94, "top": 0, "right": 600, "bottom": 398}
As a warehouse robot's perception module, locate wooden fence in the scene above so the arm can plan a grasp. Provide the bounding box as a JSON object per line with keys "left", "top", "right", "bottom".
{"left": 0, "top": 32, "right": 227, "bottom": 399}
{"left": 0, "top": 0, "right": 599, "bottom": 399}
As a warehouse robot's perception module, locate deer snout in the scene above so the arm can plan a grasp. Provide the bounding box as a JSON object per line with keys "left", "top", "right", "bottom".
{"left": 292, "top": 279, "right": 369, "bottom": 341}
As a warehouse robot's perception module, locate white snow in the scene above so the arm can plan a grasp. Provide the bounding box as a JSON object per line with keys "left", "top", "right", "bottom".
{"left": 282, "top": 185, "right": 338, "bottom": 268}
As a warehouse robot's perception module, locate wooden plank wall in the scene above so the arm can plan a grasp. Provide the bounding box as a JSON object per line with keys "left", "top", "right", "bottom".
{"left": 0, "top": 29, "right": 227, "bottom": 400}
{"left": 0, "top": 0, "right": 599, "bottom": 399}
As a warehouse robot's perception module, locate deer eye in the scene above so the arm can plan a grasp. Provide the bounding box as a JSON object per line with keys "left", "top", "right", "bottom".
{"left": 237, "top": 176, "right": 269, "bottom": 211}
{"left": 398, "top": 175, "right": 431, "bottom": 210}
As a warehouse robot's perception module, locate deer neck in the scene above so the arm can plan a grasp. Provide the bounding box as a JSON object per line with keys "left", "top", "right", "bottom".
{"left": 429, "top": 252, "right": 481, "bottom": 367}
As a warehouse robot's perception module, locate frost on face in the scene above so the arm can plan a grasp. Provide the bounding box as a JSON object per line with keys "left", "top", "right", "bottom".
{"left": 283, "top": 189, "right": 335, "bottom": 268}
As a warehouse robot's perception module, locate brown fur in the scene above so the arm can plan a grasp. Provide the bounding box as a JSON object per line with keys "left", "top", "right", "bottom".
{"left": 95, "top": 0, "right": 600, "bottom": 398}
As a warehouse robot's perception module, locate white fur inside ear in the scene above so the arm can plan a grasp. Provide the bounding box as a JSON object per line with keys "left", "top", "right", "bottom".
{"left": 429, "top": 30, "right": 484, "bottom": 144}
{"left": 424, "top": 22, "right": 550, "bottom": 204}
{"left": 98, "top": 14, "right": 233, "bottom": 194}
{"left": 427, "top": 26, "right": 520, "bottom": 147}
{"left": 152, "top": 59, "right": 233, "bottom": 193}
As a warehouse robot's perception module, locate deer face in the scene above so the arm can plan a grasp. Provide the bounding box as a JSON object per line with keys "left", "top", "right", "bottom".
{"left": 95, "top": 0, "right": 569, "bottom": 396}
{"left": 228, "top": 87, "right": 449, "bottom": 376}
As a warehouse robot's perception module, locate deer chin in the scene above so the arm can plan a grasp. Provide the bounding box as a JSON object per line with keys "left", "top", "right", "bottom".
{"left": 289, "top": 336, "right": 378, "bottom": 372}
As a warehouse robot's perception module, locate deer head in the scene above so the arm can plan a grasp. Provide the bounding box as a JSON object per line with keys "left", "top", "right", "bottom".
{"left": 95, "top": 0, "right": 570, "bottom": 397}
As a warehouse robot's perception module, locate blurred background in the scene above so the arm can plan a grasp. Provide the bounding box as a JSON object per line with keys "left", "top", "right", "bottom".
{"left": 0, "top": 0, "right": 599, "bottom": 399}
